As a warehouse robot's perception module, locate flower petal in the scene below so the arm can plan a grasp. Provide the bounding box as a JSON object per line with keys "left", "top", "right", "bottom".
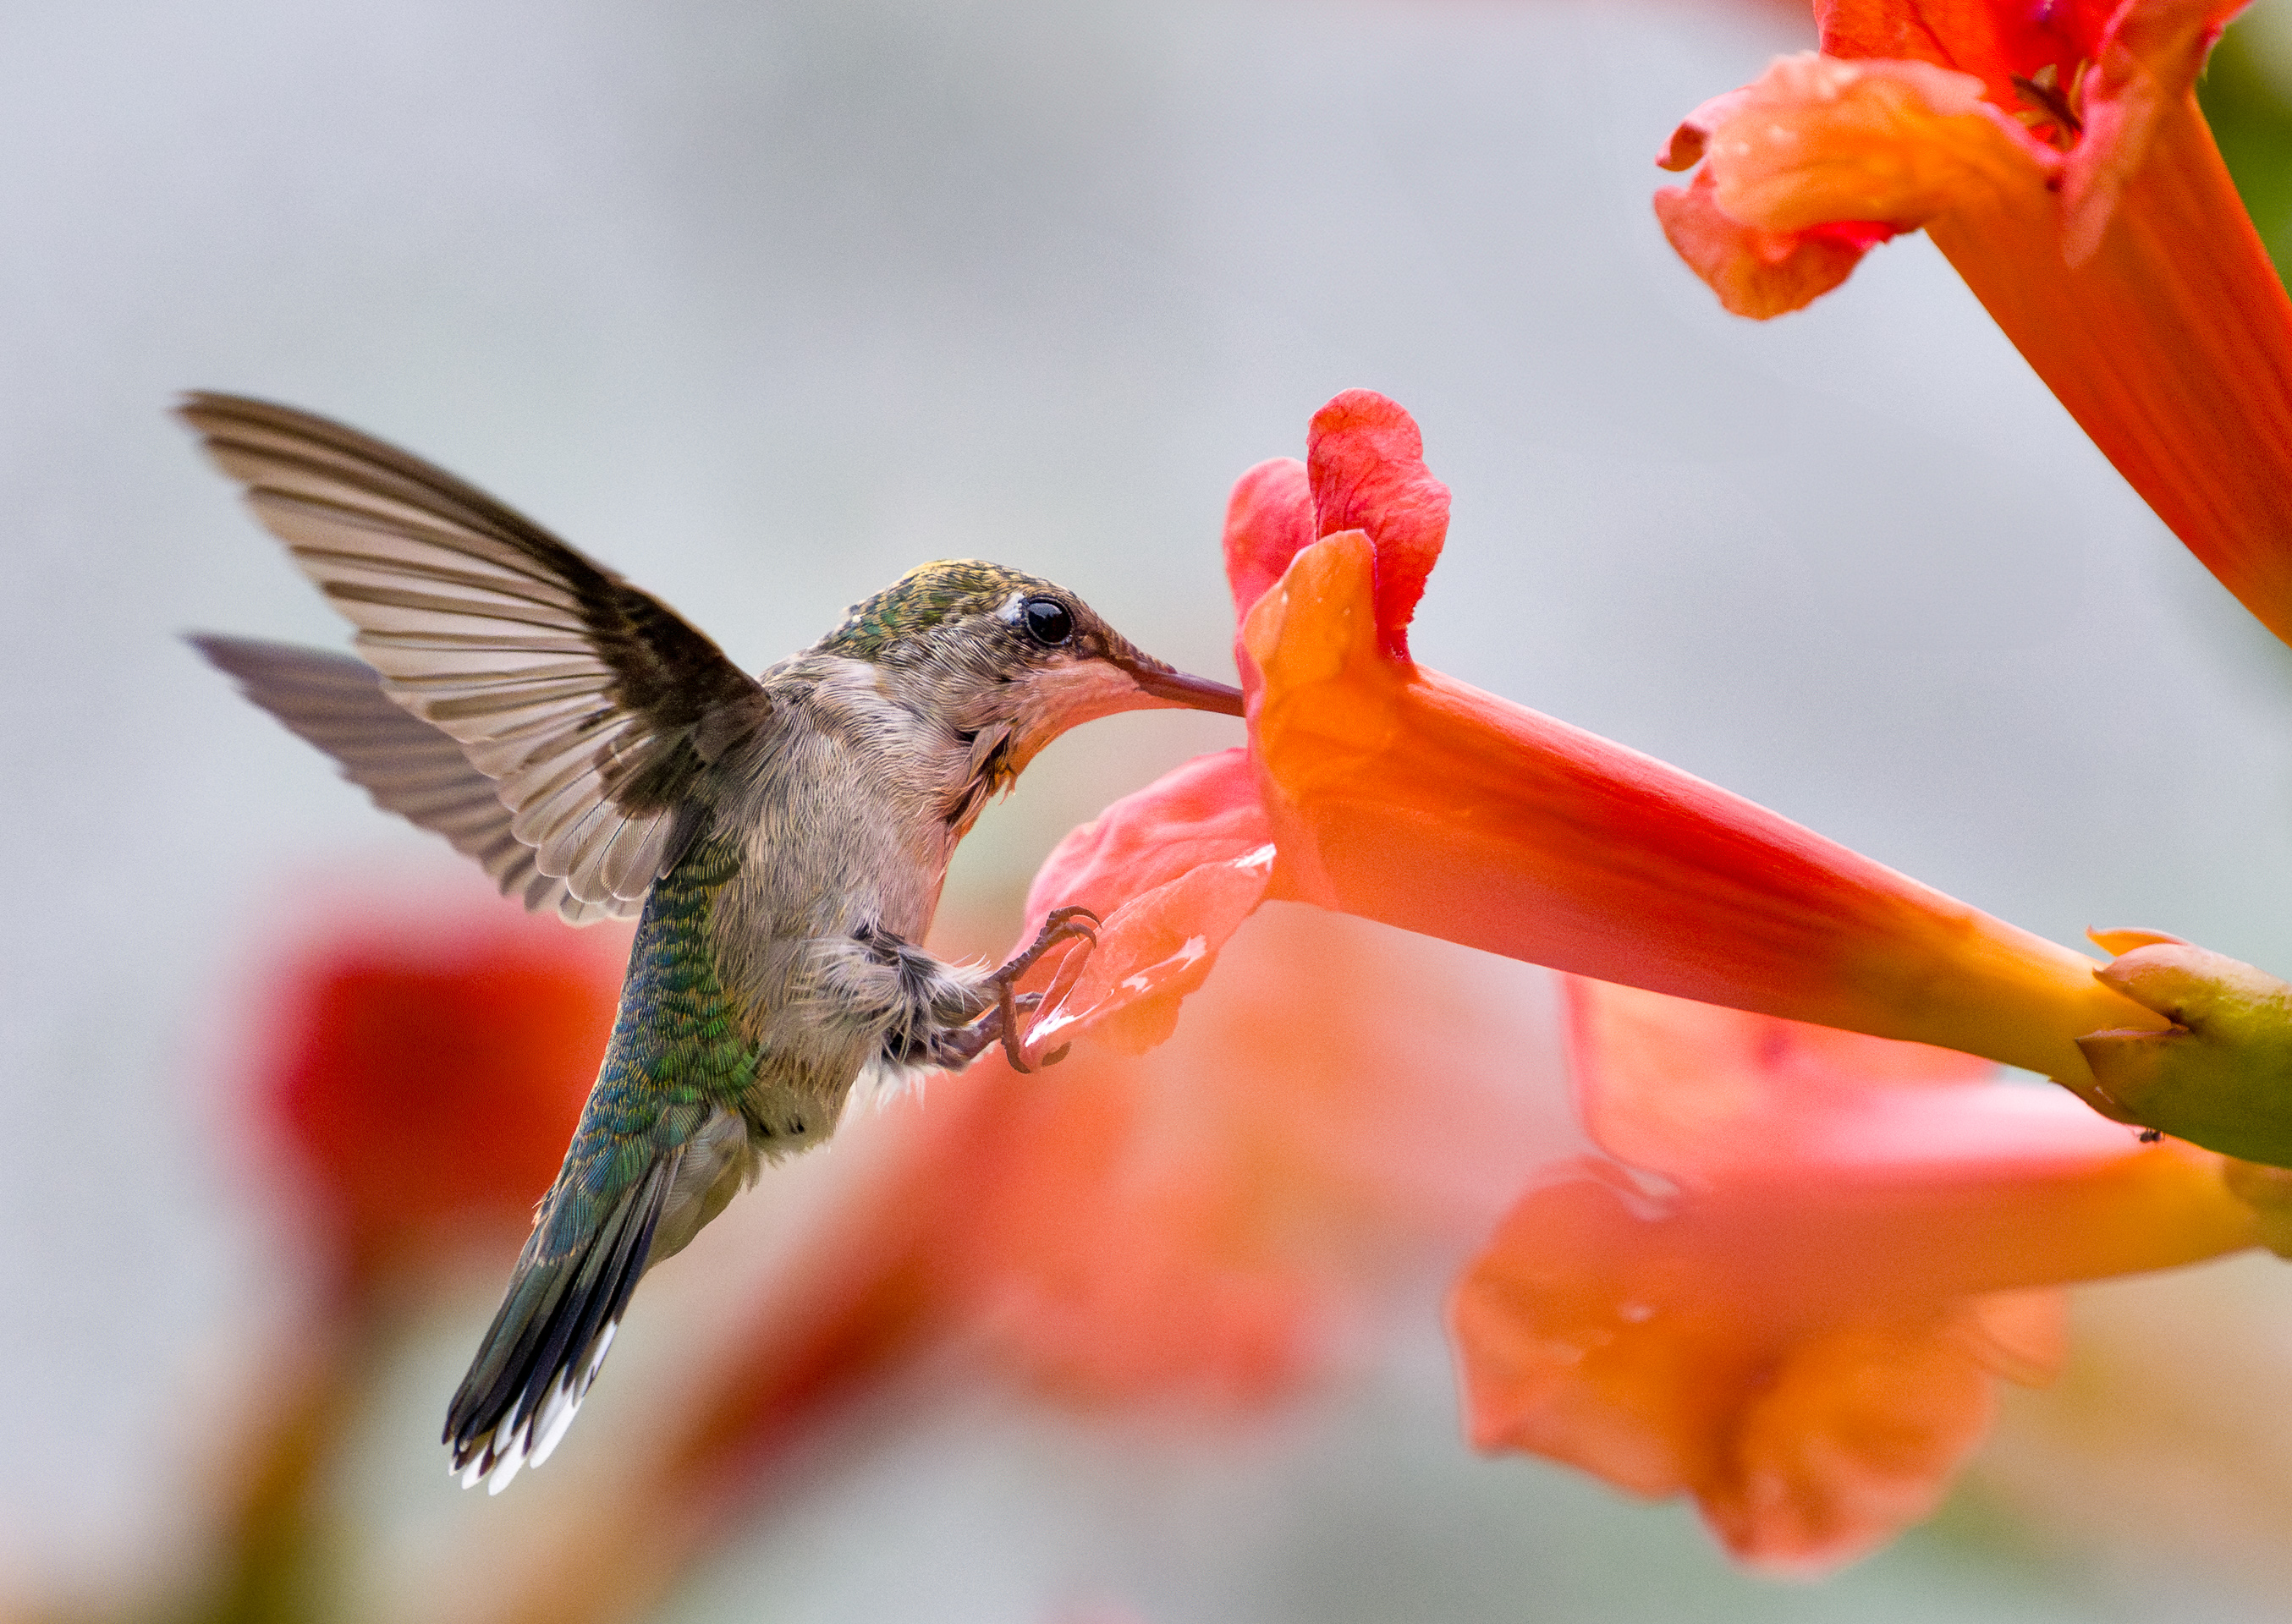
{"left": 1025, "top": 846, "right": 1274, "bottom": 1058}
{"left": 1243, "top": 529, "right": 2167, "bottom": 1084}
{"left": 1816, "top": 0, "right": 2119, "bottom": 117}
{"left": 259, "top": 904, "right": 623, "bottom": 1287}
{"left": 954, "top": 1057, "right": 1316, "bottom": 1407}
{"left": 1450, "top": 1135, "right": 2248, "bottom": 1567}
{"left": 1751, "top": 9, "right": 2292, "bottom": 648}
{"left": 1810, "top": 0, "right": 2248, "bottom": 260}
{"left": 1656, "top": 86, "right": 1755, "bottom": 172}
{"left": 1565, "top": 978, "right": 1999, "bottom": 1186}
{"left": 1024, "top": 748, "right": 1272, "bottom": 919}
{"left": 1705, "top": 1309, "right": 2005, "bottom": 1572}
{"left": 1700, "top": 54, "right": 2060, "bottom": 235}
{"left": 1016, "top": 749, "right": 1276, "bottom": 1057}
{"left": 2062, "top": 0, "right": 2251, "bottom": 258}
{"left": 1223, "top": 457, "right": 1315, "bottom": 633}
{"left": 1305, "top": 389, "right": 1450, "bottom": 657}
{"left": 1452, "top": 1164, "right": 1712, "bottom": 1498}
{"left": 1655, "top": 168, "right": 1894, "bottom": 320}
{"left": 1954, "top": 1286, "right": 2070, "bottom": 1386}
{"left": 1926, "top": 101, "right": 2292, "bottom": 648}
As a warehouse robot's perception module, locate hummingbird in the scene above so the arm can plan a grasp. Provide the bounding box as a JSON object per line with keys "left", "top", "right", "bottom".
{"left": 179, "top": 393, "right": 1244, "bottom": 1492}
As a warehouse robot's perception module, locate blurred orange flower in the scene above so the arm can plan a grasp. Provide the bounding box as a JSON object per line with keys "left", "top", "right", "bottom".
{"left": 255, "top": 901, "right": 624, "bottom": 1294}
{"left": 1655, "top": 0, "right": 2292, "bottom": 647}
{"left": 1018, "top": 388, "right": 2162, "bottom": 1090}
{"left": 1449, "top": 979, "right": 2259, "bottom": 1572}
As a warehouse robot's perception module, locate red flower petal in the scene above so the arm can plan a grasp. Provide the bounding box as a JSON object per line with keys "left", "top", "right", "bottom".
{"left": 1305, "top": 389, "right": 1450, "bottom": 658}
{"left": 1928, "top": 105, "right": 2292, "bottom": 646}
{"left": 1014, "top": 749, "right": 1276, "bottom": 1058}
{"left": 1817, "top": 0, "right": 2121, "bottom": 121}
{"left": 1662, "top": 15, "right": 2292, "bottom": 648}
{"left": 1699, "top": 1309, "right": 2012, "bottom": 1572}
{"left": 1654, "top": 169, "right": 1894, "bottom": 320}
{"left": 2059, "top": 0, "right": 2247, "bottom": 258}
{"left": 256, "top": 905, "right": 623, "bottom": 1290}
{"left": 1451, "top": 1116, "right": 2251, "bottom": 1570}
{"left": 1565, "top": 978, "right": 2001, "bottom": 1187}
{"left": 1223, "top": 456, "right": 1316, "bottom": 632}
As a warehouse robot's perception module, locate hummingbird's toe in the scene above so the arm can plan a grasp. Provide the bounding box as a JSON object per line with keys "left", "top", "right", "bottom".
{"left": 988, "top": 907, "right": 1102, "bottom": 1073}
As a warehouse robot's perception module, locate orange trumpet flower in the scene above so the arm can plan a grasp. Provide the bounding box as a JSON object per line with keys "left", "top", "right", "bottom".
{"left": 1653, "top": 0, "right": 2292, "bottom": 647}
{"left": 1449, "top": 979, "right": 2258, "bottom": 1572}
{"left": 1015, "top": 389, "right": 2163, "bottom": 1100}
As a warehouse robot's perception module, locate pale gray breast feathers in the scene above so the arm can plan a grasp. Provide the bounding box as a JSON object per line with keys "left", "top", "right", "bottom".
{"left": 706, "top": 655, "right": 979, "bottom": 1051}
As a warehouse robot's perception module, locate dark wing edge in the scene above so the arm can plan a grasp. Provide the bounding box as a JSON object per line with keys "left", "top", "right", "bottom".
{"left": 189, "top": 634, "right": 635, "bottom": 925}
{"left": 177, "top": 392, "right": 771, "bottom": 912}
{"left": 443, "top": 1151, "right": 679, "bottom": 1495}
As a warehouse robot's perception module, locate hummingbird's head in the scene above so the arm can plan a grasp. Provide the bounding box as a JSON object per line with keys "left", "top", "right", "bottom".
{"left": 816, "top": 559, "right": 1243, "bottom": 781}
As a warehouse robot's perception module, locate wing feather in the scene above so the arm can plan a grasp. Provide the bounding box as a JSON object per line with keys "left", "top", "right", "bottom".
{"left": 180, "top": 392, "right": 772, "bottom": 909}
{"left": 189, "top": 634, "right": 635, "bottom": 925}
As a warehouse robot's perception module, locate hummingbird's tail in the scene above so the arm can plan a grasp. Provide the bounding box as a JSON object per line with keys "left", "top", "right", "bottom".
{"left": 442, "top": 1153, "right": 678, "bottom": 1495}
{"left": 443, "top": 1102, "right": 754, "bottom": 1492}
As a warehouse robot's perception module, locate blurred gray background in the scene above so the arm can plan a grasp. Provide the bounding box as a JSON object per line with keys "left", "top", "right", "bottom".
{"left": 8, "top": 0, "right": 2292, "bottom": 1619}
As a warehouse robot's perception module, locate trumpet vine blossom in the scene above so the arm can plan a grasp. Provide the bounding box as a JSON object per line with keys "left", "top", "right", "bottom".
{"left": 1449, "top": 979, "right": 2258, "bottom": 1572}
{"left": 1655, "top": 0, "right": 2292, "bottom": 649}
{"left": 1015, "top": 388, "right": 2164, "bottom": 1098}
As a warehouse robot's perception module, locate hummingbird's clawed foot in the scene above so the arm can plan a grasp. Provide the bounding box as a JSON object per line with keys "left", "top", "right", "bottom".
{"left": 988, "top": 906, "right": 1100, "bottom": 1073}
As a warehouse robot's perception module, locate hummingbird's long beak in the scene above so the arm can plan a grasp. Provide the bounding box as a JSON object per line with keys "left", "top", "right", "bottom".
{"left": 1117, "top": 655, "right": 1245, "bottom": 716}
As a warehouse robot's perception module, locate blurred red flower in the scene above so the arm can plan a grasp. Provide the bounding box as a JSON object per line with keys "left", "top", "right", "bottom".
{"left": 1449, "top": 979, "right": 2259, "bottom": 1572}
{"left": 1654, "top": 0, "right": 2292, "bottom": 647}
{"left": 189, "top": 898, "right": 629, "bottom": 1621}
{"left": 254, "top": 900, "right": 624, "bottom": 1293}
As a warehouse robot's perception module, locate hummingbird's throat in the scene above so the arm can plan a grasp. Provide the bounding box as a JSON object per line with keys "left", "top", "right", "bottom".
{"left": 1009, "top": 657, "right": 1168, "bottom": 757}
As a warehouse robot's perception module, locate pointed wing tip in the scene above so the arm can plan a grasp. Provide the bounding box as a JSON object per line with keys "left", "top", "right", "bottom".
{"left": 182, "top": 629, "right": 362, "bottom": 687}
{"left": 175, "top": 387, "right": 274, "bottom": 422}
{"left": 174, "top": 391, "right": 360, "bottom": 465}
{"left": 174, "top": 391, "right": 294, "bottom": 482}
{"left": 173, "top": 389, "right": 250, "bottom": 438}
{"left": 181, "top": 628, "right": 274, "bottom": 682}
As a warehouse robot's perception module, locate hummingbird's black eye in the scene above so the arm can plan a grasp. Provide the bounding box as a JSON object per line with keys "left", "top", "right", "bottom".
{"left": 1020, "top": 596, "right": 1074, "bottom": 647}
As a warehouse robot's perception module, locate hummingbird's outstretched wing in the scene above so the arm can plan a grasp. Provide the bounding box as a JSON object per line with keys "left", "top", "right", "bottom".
{"left": 189, "top": 634, "right": 633, "bottom": 924}
{"left": 179, "top": 392, "right": 773, "bottom": 918}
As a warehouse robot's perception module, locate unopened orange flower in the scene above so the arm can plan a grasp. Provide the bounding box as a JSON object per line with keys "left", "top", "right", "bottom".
{"left": 1450, "top": 979, "right": 2258, "bottom": 1572}
{"left": 1656, "top": 0, "right": 2292, "bottom": 646}
{"left": 1016, "top": 389, "right": 2163, "bottom": 1093}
